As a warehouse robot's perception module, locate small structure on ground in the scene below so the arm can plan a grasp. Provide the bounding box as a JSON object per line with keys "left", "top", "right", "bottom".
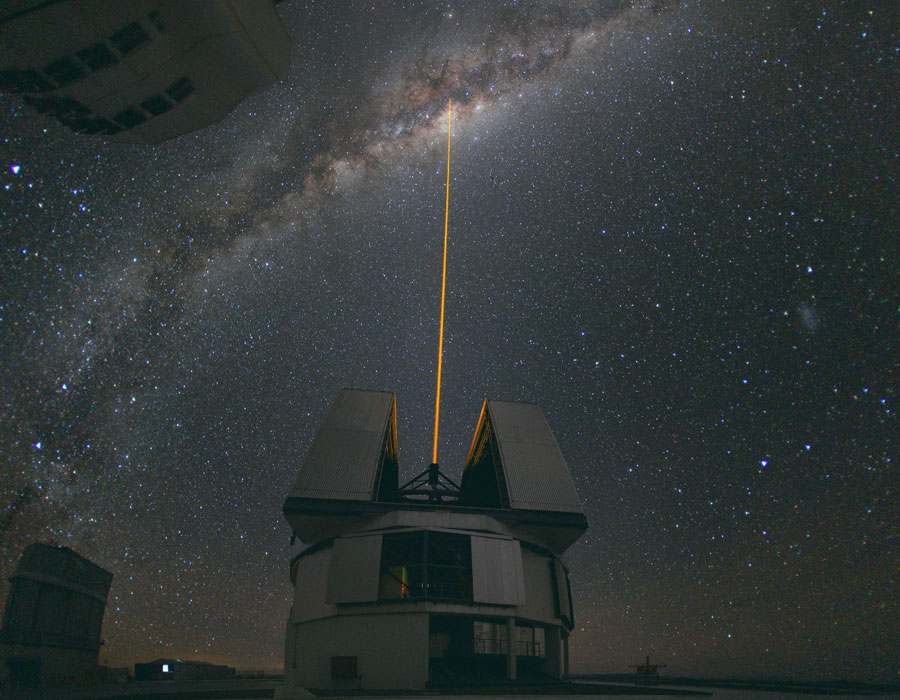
{"left": 277, "top": 389, "right": 588, "bottom": 695}
{"left": 629, "top": 655, "right": 667, "bottom": 685}
{"left": 0, "top": 543, "right": 112, "bottom": 685}
{"left": 134, "top": 658, "right": 236, "bottom": 681}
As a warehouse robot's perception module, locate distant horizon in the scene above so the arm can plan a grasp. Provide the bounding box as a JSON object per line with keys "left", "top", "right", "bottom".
{"left": 574, "top": 673, "right": 899, "bottom": 688}
{"left": 95, "top": 650, "right": 899, "bottom": 688}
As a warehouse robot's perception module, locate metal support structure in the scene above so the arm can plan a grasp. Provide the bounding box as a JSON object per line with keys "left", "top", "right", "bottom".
{"left": 396, "top": 463, "right": 461, "bottom": 503}
{"left": 506, "top": 616, "right": 517, "bottom": 681}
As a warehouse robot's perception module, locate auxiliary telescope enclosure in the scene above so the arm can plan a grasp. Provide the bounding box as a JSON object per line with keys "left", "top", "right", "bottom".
{"left": 279, "top": 389, "right": 587, "bottom": 695}
{"left": 0, "top": 0, "right": 290, "bottom": 144}
{"left": 0, "top": 544, "right": 112, "bottom": 685}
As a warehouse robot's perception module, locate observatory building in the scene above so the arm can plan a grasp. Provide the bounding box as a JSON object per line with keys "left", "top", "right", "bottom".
{"left": 279, "top": 389, "right": 588, "bottom": 694}
{"left": 0, "top": 544, "right": 112, "bottom": 685}
{"left": 0, "top": 0, "right": 289, "bottom": 144}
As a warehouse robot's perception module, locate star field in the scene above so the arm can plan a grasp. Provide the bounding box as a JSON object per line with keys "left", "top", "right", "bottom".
{"left": 1, "top": 0, "right": 897, "bottom": 683}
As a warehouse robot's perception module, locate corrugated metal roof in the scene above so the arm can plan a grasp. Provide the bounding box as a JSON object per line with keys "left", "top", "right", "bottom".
{"left": 288, "top": 389, "right": 396, "bottom": 501}
{"left": 486, "top": 400, "right": 584, "bottom": 514}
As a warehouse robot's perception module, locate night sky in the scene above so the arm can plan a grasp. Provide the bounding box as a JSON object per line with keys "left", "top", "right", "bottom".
{"left": 1, "top": 0, "right": 897, "bottom": 683}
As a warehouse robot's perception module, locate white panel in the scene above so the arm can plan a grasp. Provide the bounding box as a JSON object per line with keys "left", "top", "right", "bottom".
{"left": 471, "top": 536, "right": 525, "bottom": 605}
{"left": 517, "top": 548, "right": 557, "bottom": 624}
{"left": 291, "top": 547, "right": 333, "bottom": 623}
{"left": 326, "top": 535, "right": 382, "bottom": 603}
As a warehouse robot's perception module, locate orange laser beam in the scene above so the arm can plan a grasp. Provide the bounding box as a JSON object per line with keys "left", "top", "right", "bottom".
{"left": 433, "top": 100, "right": 451, "bottom": 464}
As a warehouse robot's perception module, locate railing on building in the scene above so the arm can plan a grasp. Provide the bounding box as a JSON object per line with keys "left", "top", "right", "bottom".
{"left": 473, "top": 638, "right": 542, "bottom": 657}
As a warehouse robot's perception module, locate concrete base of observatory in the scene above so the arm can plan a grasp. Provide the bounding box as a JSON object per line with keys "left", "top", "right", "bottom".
{"left": 273, "top": 684, "right": 316, "bottom": 700}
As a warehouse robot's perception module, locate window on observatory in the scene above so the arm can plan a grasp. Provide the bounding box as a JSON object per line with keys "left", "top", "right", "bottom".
{"left": 140, "top": 94, "right": 174, "bottom": 116}
{"left": 147, "top": 10, "right": 167, "bottom": 33}
{"left": 379, "top": 531, "right": 472, "bottom": 601}
{"left": 166, "top": 77, "right": 194, "bottom": 103}
{"left": 110, "top": 22, "right": 150, "bottom": 56}
{"left": 0, "top": 69, "right": 54, "bottom": 93}
{"left": 43, "top": 57, "right": 84, "bottom": 87}
{"left": 379, "top": 532, "right": 423, "bottom": 599}
{"left": 78, "top": 43, "right": 117, "bottom": 71}
{"left": 427, "top": 532, "right": 472, "bottom": 600}
{"left": 113, "top": 106, "right": 147, "bottom": 129}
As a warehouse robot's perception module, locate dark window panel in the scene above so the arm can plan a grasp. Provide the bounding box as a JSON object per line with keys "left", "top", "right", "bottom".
{"left": 22, "top": 94, "right": 56, "bottom": 114}
{"left": 55, "top": 98, "right": 95, "bottom": 130}
{"left": 140, "top": 94, "right": 173, "bottom": 116}
{"left": 69, "top": 118, "right": 99, "bottom": 134}
{"left": 0, "top": 70, "right": 21, "bottom": 92}
{"left": 78, "top": 43, "right": 117, "bottom": 71}
{"left": 147, "top": 10, "right": 166, "bottom": 32}
{"left": 426, "top": 533, "right": 472, "bottom": 600}
{"left": 53, "top": 96, "right": 90, "bottom": 119}
{"left": 69, "top": 117, "right": 113, "bottom": 135}
{"left": 378, "top": 531, "right": 472, "bottom": 602}
{"left": 0, "top": 69, "right": 55, "bottom": 93}
{"left": 24, "top": 94, "right": 90, "bottom": 120}
{"left": 379, "top": 532, "right": 424, "bottom": 599}
{"left": 99, "top": 119, "right": 123, "bottom": 135}
{"left": 21, "top": 69, "right": 57, "bottom": 92}
{"left": 113, "top": 106, "right": 147, "bottom": 129}
{"left": 110, "top": 22, "right": 150, "bottom": 55}
{"left": 166, "top": 76, "right": 194, "bottom": 102}
{"left": 43, "top": 56, "right": 85, "bottom": 86}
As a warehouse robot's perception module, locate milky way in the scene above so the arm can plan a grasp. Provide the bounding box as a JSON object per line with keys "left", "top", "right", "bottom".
{"left": 3, "top": 0, "right": 660, "bottom": 517}
{"left": 193, "top": 1, "right": 656, "bottom": 271}
{"left": 1, "top": 0, "right": 897, "bottom": 683}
